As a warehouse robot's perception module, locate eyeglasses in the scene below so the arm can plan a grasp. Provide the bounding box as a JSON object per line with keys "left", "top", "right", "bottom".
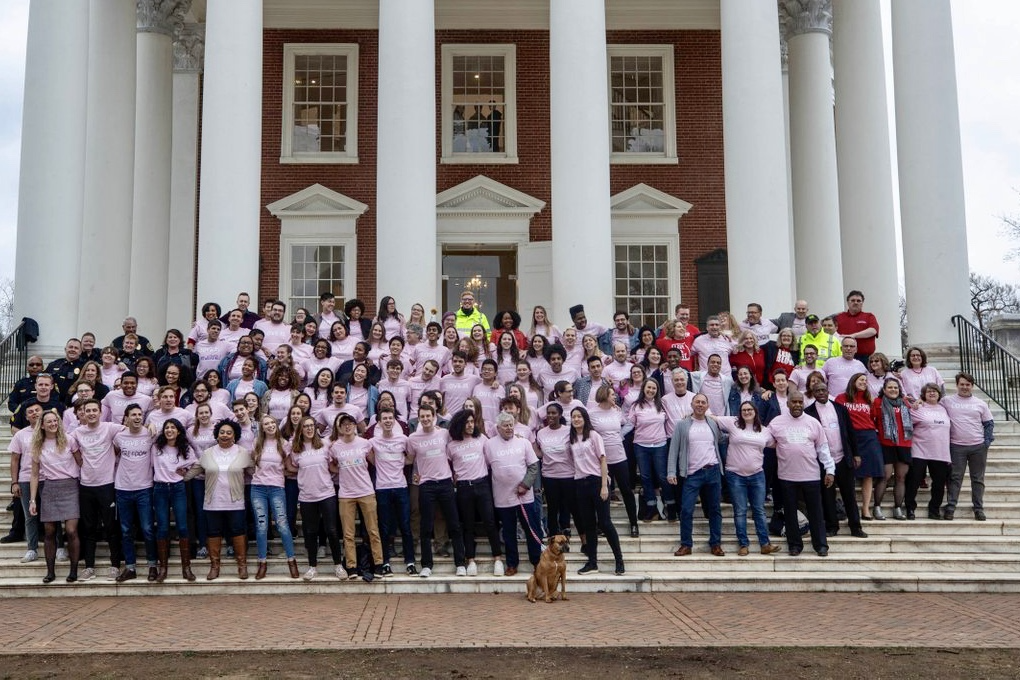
{"left": 28, "top": 362, "right": 43, "bottom": 367}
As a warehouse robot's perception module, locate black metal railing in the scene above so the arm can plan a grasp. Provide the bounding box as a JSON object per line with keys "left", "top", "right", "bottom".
{"left": 953, "top": 314, "right": 1020, "bottom": 421}
{"left": 0, "top": 320, "right": 32, "bottom": 408}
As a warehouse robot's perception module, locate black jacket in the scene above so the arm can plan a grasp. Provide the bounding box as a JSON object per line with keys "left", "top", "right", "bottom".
{"left": 804, "top": 400, "right": 857, "bottom": 462}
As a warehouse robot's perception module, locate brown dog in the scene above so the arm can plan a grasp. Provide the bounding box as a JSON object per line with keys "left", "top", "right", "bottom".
{"left": 526, "top": 534, "right": 569, "bottom": 603}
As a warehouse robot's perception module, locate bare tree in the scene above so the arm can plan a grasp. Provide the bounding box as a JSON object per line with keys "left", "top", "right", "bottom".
{"left": 0, "top": 277, "right": 13, "bottom": 336}
{"left": 1000, "top": 189, "right": 1020, "bottom": 262}
{"left": 970, "top": 271, "right": 1020, "bottom": 331}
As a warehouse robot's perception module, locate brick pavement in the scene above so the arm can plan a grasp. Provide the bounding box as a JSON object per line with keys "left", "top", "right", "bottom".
{"left": 2, "top": 592, "right": 1020, "bottom": 653}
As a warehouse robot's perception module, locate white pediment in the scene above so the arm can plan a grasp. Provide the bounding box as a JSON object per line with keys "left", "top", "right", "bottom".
{"left": 267, "top": 183, "right": 369, "bottom": 218}
{"left": 436, "top": 176, "right": 546, "bottom": 218}
{"left": 610, "top": 183, "right": 693, "bottom": 217}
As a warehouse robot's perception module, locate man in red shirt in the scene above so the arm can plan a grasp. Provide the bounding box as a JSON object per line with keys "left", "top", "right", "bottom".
{"left": 834, "top": 290, "right": 879, "bottom": 362}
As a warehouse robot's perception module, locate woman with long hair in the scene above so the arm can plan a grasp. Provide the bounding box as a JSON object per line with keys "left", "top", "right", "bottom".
{"left": 134, "top": 356, "right": 160, "bottom": 397}
{"left": 407, "top": 302, "right": 426, "bottom": 328}
{"left": 346, "top": 363, "right": 379, "bottom": 421}
{"left": 286, "top": 416, "right": 343, "bottom": 580}
{"left": 529, "top": 305, "right": 561, "bottom": 344}
{"left": 250, "top": 415, "right": 300, "bottom": 579}
{"left": 447, "top": 408, "right": 501, "bottom": 577}
{"left": 151, "top": 418, "right": 197, "bottom": 582}
{"left": 512, "top": 360, "right": 544, "bottom": 411}
{"left": 730, "top": 330, "right": 767, "bottom": 387}
{"left": 872, "top": 377, "right": 913, "bottom": 521}
{"left": 836, "top": 373, "right": 884, "bottom": 520}
{"left": 66, "top": 360, "right": 110, "bottom": 405}
{"left": 375, "top": 296, "right": 405, "bottom": 339}
{"left": 328, "top": 322, "right": 357, "bottom": 365}
{"left": 261, "top": 367, "right": 301, "bottom": 423}
{"left": 494, "top": 331, "right": 521, "bottom": 385}
{"left": 202, "top": 369, "right": 231, "bottom": 407}
{"left": 525, "top": 333, "right": 550, "bottom": 378}
{"left": 366, "top": 321, "right": 390, "bottom": 365}
{"left": 579, "top": 333, "right": 605, "bottom": 378}
{"left": 569, "top": 406, "right": 625, "bottom": 575}
{"left": 629, "top": 378, "right": 672, "bottom": 522}
{"left": 303, "top": 367, "right": 335, "bottom": 417}
{"left": 469, "top": 323, "right": 496, "bottom": 367}
{"left": 187, "top": 403, "right": 216, "bottom": 559}
{"left": 900, "top": 346, "right": 945, "bottom": 406}
{"left": 589, "top": 385, "right": 638, "bottom": 536}
{"left": 491, "top": 310, "right": 528, "bottom": 351}
{"left": 631, "top": 326, "right": 657, "bottom": 365}
{"left": 28, "top": 411, "right": 82, "bottom": 583}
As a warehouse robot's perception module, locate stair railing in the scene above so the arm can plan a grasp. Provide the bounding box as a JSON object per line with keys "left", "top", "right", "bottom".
{"left": 952, "top": 314, "right": 1020, "bottom": 421}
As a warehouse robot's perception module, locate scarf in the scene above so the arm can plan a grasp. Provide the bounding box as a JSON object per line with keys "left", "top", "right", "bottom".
{"left": 880, "top": 395, "right": 913, "bottom": 443}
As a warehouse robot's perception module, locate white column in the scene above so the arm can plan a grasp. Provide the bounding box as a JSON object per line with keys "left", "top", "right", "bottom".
{"left": 79, "top": 0, "right": 137, "bottom": 342}
{"left": 720, "top": 0, "right": 794, "bottom": 316}
{"left": 780, "top": 34, "right": 797, "bottom": 288}
{"left": 549, "top": 0, "right": 614, "bottom": 325}
{"left": 782, "top": 0, "right": 845, "bottom": 314}
{"left": 893, "top": 0, "right": 970, "bottom": 347}
{"left": 167, "top": 24, "right": 204, "bottom": 329}
{"left": 197, "top": 1, "right": 262, "bottom": 307}
{"left": 376, "top": 0, "right": 436, "bottom": 311}
{"left": 131, "top": 0, "right": 188, "bottom": 336}
{"left": 832, "top": 0, "right": 901, "bottom": 356}
{"left": 13, "top": 1, "right": 89, "bottom": 353}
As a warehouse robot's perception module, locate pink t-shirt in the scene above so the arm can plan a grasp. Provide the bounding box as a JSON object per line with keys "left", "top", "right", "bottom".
{"left": 152, "top": 443, "right": 197, "bottom": 484}
{"left": 184, "top": 401, "right": 233, "bottom": 423}
{"left": 205, "top": 446, "right": 244, "bottom": 511}
{"left": 569, "top": 431, "right": 606, "bottom": 479}
{"left": 290, "top": 444, "right": 335, "bottom": 503}
{"left": 447, "top": 435, "right": 489, "bottom": 482}
{"left": 823, "top": 358, "right": 868, "bottom": 398}
{"left": 251, "top": 439, "right": 288, "bottom": 487}
{"left": 331, "top": 437, "right": 375, "bottom": 499}
{"left": 483, "top": 435, "right": 538, "bottom": 508}
{"left": 265, "top": 389, "right": 294, "bottom": 422}
{"left": 194, "top": 339, "right": 232, "bottom": 377}
{"left": 699, "top": 375, "right": 727, "bottom": 417}
{"left": 692, "top": 334, "right": 735, "bottom": 373}
{"left": 686, "top": 419, "right": 718, "bottom": 475}
{"left": 472, "top": 382, "right": 504, "bottom": 426}
{"left": 587, "top": 406, "right": 626, "bottom": 465}
{"left": 378, "top": 378, "right": 412, "bottom": 420}
{"left": 767, "top": 413, "right": 833, "bottom": 482}
{"left": 330, "top": 338, "right": 358, "bottom": 364}
{"left": 789, "top": 366, "right": 817, "bottom": 393}
{"left": 538, "top": 365, "right": 579, "bottom": 391}
{"left": 909, "top": 403, "right": 951, "bottom": 463}
{"left": 602, "top": 360, "right": 631, "bottom": 386}
{"left": 408, "top": 374, "right": 441, "bottom": 409}
{"left": 941, "top": 394, "right": 993, "bottom": 446}
{"left": 811, "top": 401, "right": 845, "bottom": 463}
{"left": 662, "top": 391, "right": 695, "bottom": 437}
{"left": 535, "top": 426, "right": 573, "bottom": 479}
{"left": 414, "top": 345, "right": 452, "bottom": 374}
{"left": 146, "top": 407, "right": 195, "bottom": 432}
{"left": 113, "top": 430, "right": 155, "bottom": 490}
{"left": 35, "top": 436, "right": 80, "bottom": 481}
{"left": 102, "top": 390, "right": 153, "bottom": 425}
{"left": 496, "top": 357, "right": 517, "bottom": 385}
{"left": 10, "top": 428, "right": 38, "bottom": 482}
{"left": 73, "top": 422, "right": 124, "bottom": 486}
{"left": 303, "top": 386, "right": 331, "bottom": 418}
{"left": 370, "top": 430, "right": 409, "bottom": 490}
{"left": 440, "top": 373, "right": 480, "bottom": 415}
{"left": 218, "top": 326, "right": 246, "bottom": 352}
{"left": 407, "top": 428, "right": 453, "bottom": 482}
{"left": 253, "top": 319, "right": 290, "bottom": 354}
{"left": 101, "top": 364, "right": 124, "bottom": 389}
{"left": 716, "top": 418, "right": 768, "bottom": 476}
{"left": 628, "top": 403, "right": 668, "bottom": 447}
{"left": 302, "top": 356, "right": 341, "bottom": 384}
{"left": 318, "top": 311, "right": 341, "bottom": 340}
{"left": 314, "top": 403, "right": 364, "bottom": 439}
{"left": 900, "top": 366, "right": 944, "bottom": 402}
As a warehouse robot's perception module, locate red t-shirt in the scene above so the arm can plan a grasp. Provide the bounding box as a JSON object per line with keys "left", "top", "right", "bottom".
{"left": 655, "top": 335, "right": 695, "bottom": 371}
{"left": 835, "top": 394, "right": 876, "bottom": 431}
{"left": 835, "top": 311, "right": 879, "bottom": 356}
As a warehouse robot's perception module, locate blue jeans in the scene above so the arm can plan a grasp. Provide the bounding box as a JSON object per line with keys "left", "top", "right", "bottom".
{"left": 153, "top": 481, "right": 189, "bottom": 540}
{"left": 725, "top": 470, "right": 770, "bottom": 547}
{"left": 116, "top": 487, "right": 155, "bottom": 568}
{"left": 18, "top": 481, "right": 41, "bottom": 551}
{"left": 680, "top": 466, "right": 722, "bottom": 548}
{"left": 250, "top": 484, "right": 296, "bottom": 560}
{"left": 635, "top": 442, "right": 674, "bottom": 515}
{"left": 189, "top": 478, "right": 208, "bottom": 544}
{"left": 376, "top": 487, "right": 414, "bottom": 566}
{"left": 495, "top": 504, "right": 543, "bottom": 569}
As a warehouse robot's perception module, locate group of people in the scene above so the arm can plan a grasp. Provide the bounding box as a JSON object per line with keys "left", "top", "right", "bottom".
{"left": 2, "top": 288, "right": 994, "bottom": 583}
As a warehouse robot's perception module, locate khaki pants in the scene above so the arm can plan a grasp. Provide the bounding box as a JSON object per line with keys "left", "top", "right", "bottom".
{"left": 339, "top": 495, "right": 383, "bottom": 570}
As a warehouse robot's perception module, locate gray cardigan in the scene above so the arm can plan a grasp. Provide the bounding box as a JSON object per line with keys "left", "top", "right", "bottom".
{"left": 667, "top": 416, "right": 724, "bottom": 480}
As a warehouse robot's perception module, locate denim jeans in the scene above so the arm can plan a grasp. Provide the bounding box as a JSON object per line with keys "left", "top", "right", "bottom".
{"left": 18, "top": 481, "right": 41, "bottom": 551}
{"left": 205, "top": 509, "right": 246, "bottom": 538}
{"left": 495, "top": 504, "right": 543, "bottom": 570}
{"left": 249, "top": 484, "right": 296, "bottom": 560}
{"left": 376, "top": 486, "right": 415, "bottom": 566}
{"left": 680, "top": 466, "right": 722, "bottom": 548}
{"left": 153, "top": 481, "right": 189, "bottom": 540}
{"left": 116, "top": 487, "right": 155, "bottom": 568}
{"left": 635, "top": 442, "right": 674, "bottom": 514}
{"left": 725, "top": 470, "right": 769, "bottom": 547}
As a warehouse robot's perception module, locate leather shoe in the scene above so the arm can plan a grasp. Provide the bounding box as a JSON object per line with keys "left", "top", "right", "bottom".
{"left": 737, "top": 546, "right": 749, "bottom": 556}
{"left": 789, "top": 547, "right": 802, "bottom": 557}
{"left": 760, "top": 544, "right": 781, "bottom": 555}
{"left": 710, "top": 545, "right": 725, "bottom": 557}
{"left": 505, "top": 566, "right": 518, "bottom": 577}
{"left": 0, "top": 534, "right": 24, "bottom": 544}
{"left": 942, "top": 509, "right": 954, "bottom": 521}
{"left": 928, "top": 511, "right": 941, "bottom": 520}
{"left": 906, "top": 510, "right": 916, "bottom": 520}
{"left": 816, "top": 547, "right": 829, "bottom": 557}
{"left": 850, "top": 529, "right": 868, "bottom": 538}
{"left": 975, "top": 510, "right": 987, "bottom": 521}
{"left": 825, "top": 529, "right": 838, "bottom": 537}
{"left": 674, "top": 545, "right": 692, "bottom": 556}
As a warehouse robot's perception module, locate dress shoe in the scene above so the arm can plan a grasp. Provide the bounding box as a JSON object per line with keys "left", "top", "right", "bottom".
{"left": 710, "top": 545, "right": 725, "bottom": 557}
{"left": 737, "top": 546, "right": 749, "bottom": 557}
{"left": 816, "top": 547, "right": 828, "bottom": 557}
{"left": 630, "top": 524, "right": 639, "bottom": 538}
{"left": 505, "top": 566, "right": 518, "bottom": 577}
{"left": 906, "top": 510, "right": 916, "bottom": 520}
{"left": 789, "top": 547, "right": 803, "bottom": 557}
{"left": 825, "top": 529, "right": 838, "bottom": 537}
{"left": 892, "top": 507, "right": 906, "bottom": 521}
{"left": 928, "top": 511, "right": 941, "bottom": 520}
{"left": 942, "top": 509, "right": 954, "bottom": 521}
{"left": 850, "top": 529, "right": 868, "bottom": 539}
{"left": 975, "top": 510, "right": 987, "bottom": 521}
{"left": 0, "top": 533, "right": 24, "bottom": 544}
{"left": 674, "top": 545, "right": 692, "bottom": 556}
{"left": 760, "top": 544, "right": 781, "bottom": 555}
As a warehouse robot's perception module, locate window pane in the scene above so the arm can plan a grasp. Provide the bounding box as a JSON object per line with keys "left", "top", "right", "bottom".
{"left": 291, "top": 51, "right": 351, "bottom": 154}
{"left": 290, "top": 244, "right": 345, "bottom": 313}
{"left": 608, "top": 50, "right": 667, "bottom": 154}
{"left": 450, "top": 49, "right": 508, "bottom": 154}
{"left": 614, "top": 241, "right": 672, "bottom": 328}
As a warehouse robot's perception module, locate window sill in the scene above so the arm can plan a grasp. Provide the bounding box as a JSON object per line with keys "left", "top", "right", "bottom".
{"left": 441, "top": 155, "right": 519, "bottom": 165}
{"left": 279, "top": 155, "right": 359, "bottom": 165}
{"left": 610, "top": 155, "right": 679, "bottom": 166}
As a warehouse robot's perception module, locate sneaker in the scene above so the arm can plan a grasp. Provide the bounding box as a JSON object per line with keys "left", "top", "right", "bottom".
{"left": 334, "top": 565, "right": 348, "bottom": 580}
{"left": 226, "top": 545, "right": 234, "bottom": 557}
{"left": 456, "top": 566, "right": 467, "bottom": 577}
{"left": 382, "top": 564, "right": 393, "bottom": 578}
{"left": 419, "top": 567, "right": 432, "bottom": 578}
{"left": 56, "top": 548, "right": 69, "bottom": 562}
{"left": 347, "top": 570, "right": 360, "bottom": 580}
{"left": 373, "top": 565, "right": 386, "bottom": 578}
{"left": 493, "top": 558, "right": 505, "bottom": 577}
{"left": 20, "top": 550, "right": 37, "bottom": 563}
{"left": 303, "top": 567, "right": 317, "bottom": 581}
{"left": 578, "top": 562, "right": 599, "bottom": 575}
{"left": 466, "top": 560, "right": 478, "bottom": 577}
{"left": 79, "top": 567, "right": 96, "bottom": 582}
{"left": 196, "top": 547, "right": 209, "bottom": 559}
{"left": 406, "top": 563, "right": 417, "bottom": 576}
{"left": 108, "top": 567, "right": 121, "bottom": 580}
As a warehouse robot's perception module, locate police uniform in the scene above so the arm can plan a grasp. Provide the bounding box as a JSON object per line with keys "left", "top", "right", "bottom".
{"left": 7, "top": 375, "right": 37, "bottom": 413}
{"left": 44, "top": 356, "right": 85, "bottom": 401}
{"left": 111, "top": 334, "right": 155, "bottom": 357}
{"left": 10, "top": 395, "right": 65, "bottom": 430}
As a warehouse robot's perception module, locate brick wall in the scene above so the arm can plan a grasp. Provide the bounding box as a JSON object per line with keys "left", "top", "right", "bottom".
{"left": 260, "top": 28, "right": 726, "bottom": 321}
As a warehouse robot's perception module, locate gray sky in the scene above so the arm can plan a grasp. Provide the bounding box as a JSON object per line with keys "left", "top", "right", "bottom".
{"left": 0, "top": 1, "right": 1017, "bottom": 286}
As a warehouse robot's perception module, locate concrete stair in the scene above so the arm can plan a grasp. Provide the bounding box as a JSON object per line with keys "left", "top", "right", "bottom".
{"left": 2, "top": 360, "right": 1019, "bottom": 596}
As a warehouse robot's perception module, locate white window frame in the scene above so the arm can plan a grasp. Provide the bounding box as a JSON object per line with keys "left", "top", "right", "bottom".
{"left": 611, "top": 238, "right": 680, "bottom": 328}
{"left": 607, "top": 44, "right": 678, "bottom": 165}
{"left": 280, "top": 235, "right": 357, "bottom": 313}
{"left": 281, "top": 43, "right": 359, "bottom": 164}
{"left": 440, "top": 43, "right": 518, "bottom": 164}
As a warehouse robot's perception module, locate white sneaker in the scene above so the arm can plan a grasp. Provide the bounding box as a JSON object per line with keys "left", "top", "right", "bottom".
{"left": 334, "top": 564, "right": 348, "bottom": 580}
{"left": 419, "top": 567, "right": 432, "bottom": 578}
{"left": 456, "top": 566, "right": 467, "bottom": 577}
{"left": 79, "top": 567, "right": 96, "bottom": 582}
{"left": 108, "top": 567, "right": 120, "bottom": 581}
{"left": 466, "top": 560, "right": 478, "bottom": 577}
{"left": 20, "top": 550, "right": 37, "bottom": 563}
{"left": 56, "top": 548, "right": 69, "bottom": 562}
{"left": 493, "top": 558, "right": 505, "bottom": 577}
{"left": 302, "top": 566, "right": 317, "bottom": 581}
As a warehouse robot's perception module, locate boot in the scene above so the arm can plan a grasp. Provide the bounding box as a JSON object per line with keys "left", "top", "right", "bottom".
{"left": 156, "top": 539, "right": 169, "bottom": 583}
{"left": 206, "top": 537, "right": 222, "bottom": 580}
{"left": 287, "top": 558, "right": 300, "bottom": 579}
{"left": 255, "top": 560, "right": 268, "bottom": 580}
{"left": 179, "top": 539, "right": 196, "bottom": 582}
{"left": 232, "top": 535, "right": 248, "bottom": 580}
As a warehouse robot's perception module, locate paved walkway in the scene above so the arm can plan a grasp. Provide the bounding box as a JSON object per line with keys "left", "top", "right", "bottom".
{"left": 2, "top": 592, "right": 1020, "bottom": 652}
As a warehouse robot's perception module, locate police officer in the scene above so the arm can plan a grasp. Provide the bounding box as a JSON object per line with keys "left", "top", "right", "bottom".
{"left": 10, "top": 373, "right": 65, "bottom": 432}
{"left": 44, "top": 338, "right": 86, "bottom": 400}
{"left": 7, "top": 355, "right": 44, "bottom": 413}
{"left": 111, "top": 317, "right": 155, "bottom": 357}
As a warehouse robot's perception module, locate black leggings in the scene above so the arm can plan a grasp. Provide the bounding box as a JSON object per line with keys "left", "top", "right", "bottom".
{"left": 575, "top": 475, "right": 622, "bottom": 566}
{"left": 543, "top": 476, "right": 577, "bottom": 537}
{"left": 300, "top": 497, "right": 341, "bottom": 567}
{"left": 905, "top": 458, "right": 951, "bottom": 514}
{"left": 607, "top": 460, "right": 638, "bottom": 527}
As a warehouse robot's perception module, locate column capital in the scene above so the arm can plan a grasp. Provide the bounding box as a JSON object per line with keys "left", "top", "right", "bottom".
{"left": 173, "top": 23, "right": 205, "bottom": 73}
{"left": 137, "top": 0, "right": 190, "bottom": 37}
{"left": 779, "top": 0, "right": 832, "bottom": 38}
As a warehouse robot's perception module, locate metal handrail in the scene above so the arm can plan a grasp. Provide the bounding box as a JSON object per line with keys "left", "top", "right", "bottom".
{"left": 0, "top": 320, "right": 31, "bottom": 410}
{"left": 952, "top": 314, "right": 1020, "bottom": 421}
